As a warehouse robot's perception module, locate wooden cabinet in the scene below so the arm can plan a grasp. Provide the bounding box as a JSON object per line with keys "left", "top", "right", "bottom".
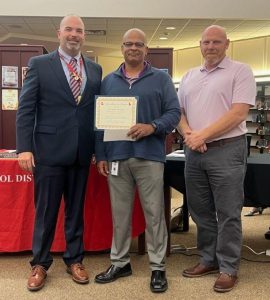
{"left": 146, "top": 48, "right": 176, "bottom": 152}
{"left": 146, "top": 48, "right": 173, "bottom": 76}
{"left": 0, "top": 45, "right": 47, "bottom": 149}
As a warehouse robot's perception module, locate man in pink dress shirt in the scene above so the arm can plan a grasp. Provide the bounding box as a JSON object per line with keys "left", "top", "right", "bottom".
{"left": 178, "top": 25, "right": 256, "bottom": 293}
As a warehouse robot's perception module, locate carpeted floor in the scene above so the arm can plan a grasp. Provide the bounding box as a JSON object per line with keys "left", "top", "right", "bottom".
{"left": 1, "top": 204, "right": 270, "bottom": 300}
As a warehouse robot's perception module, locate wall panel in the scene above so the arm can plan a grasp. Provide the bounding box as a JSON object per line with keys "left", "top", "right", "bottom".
{"left": 98, "top": 56, "right": 123, "bottom": 78}
{"left": 173, "top": 47, "right": 202, "bottom": 82}
{"left": 232, "top": 38, "right": 265, "bottom": 72}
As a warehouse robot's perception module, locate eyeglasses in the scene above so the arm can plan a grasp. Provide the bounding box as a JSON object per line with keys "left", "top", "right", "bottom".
{"left": 122, "top": 42, "right": 145, "bottom": 48}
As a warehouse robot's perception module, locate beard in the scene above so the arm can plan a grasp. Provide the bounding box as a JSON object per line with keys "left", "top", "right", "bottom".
{"left": 66, "top": 40, "right": 81, "bottom": 51}
{"left": 204, "top": 53, "right": 224, "bottom": 67}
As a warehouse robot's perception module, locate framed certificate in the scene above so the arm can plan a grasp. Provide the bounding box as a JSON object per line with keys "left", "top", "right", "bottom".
{"left": 95, "top": 96, "right": 137, "bottom": 130}
{"left": 2, "top": 89, "right": 19, "bottom": 110}
{"left": 2, "top": 66, "right": 18, "bottom": 88}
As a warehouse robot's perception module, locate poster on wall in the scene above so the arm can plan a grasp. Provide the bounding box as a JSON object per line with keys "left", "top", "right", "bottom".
{"left": 21, "top": 67, "right": 28, "bottom": 85}
{"left": 2, "top": 89, "right": 19, "bottom": 110}
{"left": 2, "top": 66, "right": 18, "bottom": 88}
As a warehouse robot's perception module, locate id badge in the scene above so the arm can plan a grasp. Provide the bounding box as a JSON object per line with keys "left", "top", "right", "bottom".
{"left": 111, "top": 161, "right": 119, "bottom": 176}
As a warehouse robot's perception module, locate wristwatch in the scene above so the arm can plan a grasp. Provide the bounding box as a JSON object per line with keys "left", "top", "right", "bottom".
{"left": 151, "top": 122, "right": 157, "bottom": 133}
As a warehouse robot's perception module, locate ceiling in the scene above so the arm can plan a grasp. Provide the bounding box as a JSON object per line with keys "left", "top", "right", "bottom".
{"left": 1, "top": 16, "right": 270, "bottom": 58}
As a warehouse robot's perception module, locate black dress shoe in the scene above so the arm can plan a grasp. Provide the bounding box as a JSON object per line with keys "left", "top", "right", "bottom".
{"left": 95, "top": 263, "right": 132, "bottom": 284}
{"left": 150, "top": 270, "right": 168, "bottom": 293}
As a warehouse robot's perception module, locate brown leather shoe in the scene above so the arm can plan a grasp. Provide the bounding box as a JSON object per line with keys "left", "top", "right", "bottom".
{"left": 182, "top": 263, "right": 219, "bottom": 278}
{"left": 213, "top": 272, "right": 237, "bottom": 292}
{"left": 67, "top": 263, "right": 89, "bottom": 284}
{"left": 27, "top": 265, "right": 47, "bottom": 291}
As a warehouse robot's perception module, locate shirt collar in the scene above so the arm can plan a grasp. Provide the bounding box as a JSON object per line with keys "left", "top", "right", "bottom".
{"left": 120, "top": 61, "right": 150, "bottom": 79}
{"left": 58, "top": 47, "right": 81, "bottom": 62}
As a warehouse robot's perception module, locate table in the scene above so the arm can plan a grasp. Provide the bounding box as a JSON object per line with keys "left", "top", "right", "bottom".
{"left": 0, "top": 159, "right": 145, "bottom": 252}
{"left": 244, "top": 154, "right": 270, "bottom": 207}
{"left": 165, "top": 152, "right": 270, "bottom": 207}
{"left": 163, "top": 154, "right": 186, "bottom": 255}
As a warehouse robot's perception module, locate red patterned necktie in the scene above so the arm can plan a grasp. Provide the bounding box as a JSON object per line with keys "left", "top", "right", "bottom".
{"left": 69, "top": 58, "right": 81, "bottom": 104}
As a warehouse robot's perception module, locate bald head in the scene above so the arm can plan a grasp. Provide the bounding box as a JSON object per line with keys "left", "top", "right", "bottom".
{"left": 121, "top": 28, "right": 148, "bottom": 68}
{"left": 122, "top": 28, "right": 147, "bottom": 44}
{"left": 59, "top": 14, "right": 85, "bottom": 31}
{"left": 201, "top": 25, "right": 227, "bottom": 41}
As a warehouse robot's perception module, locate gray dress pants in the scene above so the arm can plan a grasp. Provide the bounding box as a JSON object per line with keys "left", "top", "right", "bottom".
{"left": 185, "top": 136, "right": 247, "bottom": 275}
{"left": 108, "top": 158, "right": 167, "bottom": 271}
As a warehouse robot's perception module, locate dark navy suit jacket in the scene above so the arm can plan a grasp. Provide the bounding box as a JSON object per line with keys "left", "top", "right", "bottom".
{"left": 16, "top": 50, "right": 102, "bottom": 166}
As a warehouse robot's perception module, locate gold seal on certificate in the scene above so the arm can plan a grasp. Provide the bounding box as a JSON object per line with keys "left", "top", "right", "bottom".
{"left": 95, "top": 96, "right": 137, "bottom": 130}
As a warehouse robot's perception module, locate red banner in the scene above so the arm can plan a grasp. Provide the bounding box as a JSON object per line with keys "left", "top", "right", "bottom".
{"left": 0, "top": 159, "right": 145, "bottom": 252}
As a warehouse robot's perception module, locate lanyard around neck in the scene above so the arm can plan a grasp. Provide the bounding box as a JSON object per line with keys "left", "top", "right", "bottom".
{"left": 58, "top": 52, "right": 83, "bottom": 82}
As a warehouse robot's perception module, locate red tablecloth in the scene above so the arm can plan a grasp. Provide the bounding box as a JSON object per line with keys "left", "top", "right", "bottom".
{"left": 0, "top": 159, "right": 145, "bottom": 252}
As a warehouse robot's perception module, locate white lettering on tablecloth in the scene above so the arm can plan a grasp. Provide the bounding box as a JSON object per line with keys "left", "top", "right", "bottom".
{"left": 0, "top": 174, "right": 33, "bottom": 183}
{"left": 16, "top": 174, "right": 33, "bottom": 182}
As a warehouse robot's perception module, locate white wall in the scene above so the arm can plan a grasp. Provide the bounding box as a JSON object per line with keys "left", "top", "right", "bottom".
{"left": 1, "top": 0, "right": 270, "bottom": 18}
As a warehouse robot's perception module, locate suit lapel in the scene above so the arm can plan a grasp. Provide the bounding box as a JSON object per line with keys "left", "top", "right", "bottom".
{"left": 49, "top": 50, "right": 74, "bottom": 101}
{"left": 80, "top": 56, "right": 91, "bottom": 103}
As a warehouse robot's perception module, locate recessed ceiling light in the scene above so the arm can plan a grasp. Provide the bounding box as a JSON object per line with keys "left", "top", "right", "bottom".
{"left": 159, "top": 37, "right": 168, "bottom": 40}
{"left": 166, "top": 27, "right": 176, "bottom": 30}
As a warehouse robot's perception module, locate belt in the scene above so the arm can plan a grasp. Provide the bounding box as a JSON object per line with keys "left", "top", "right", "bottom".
{"left": 206, "top": 135, "right": 245, "bottom": 148}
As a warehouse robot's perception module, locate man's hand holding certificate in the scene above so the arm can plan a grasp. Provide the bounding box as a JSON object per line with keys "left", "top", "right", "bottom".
{"left": 127, "top": 123, "right": 156, "bottom": 140}
{"left": 95, "top": 96, "right": 156, "bottom": 141}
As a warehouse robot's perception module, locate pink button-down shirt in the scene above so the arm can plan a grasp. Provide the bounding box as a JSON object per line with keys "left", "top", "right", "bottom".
{"left": 178, "top": 56, "right": 256, "bottom": 141}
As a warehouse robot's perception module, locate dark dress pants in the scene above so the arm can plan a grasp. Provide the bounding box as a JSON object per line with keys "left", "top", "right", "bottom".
{"left": 30, "top": 163, "right": 89, "bottom": 269}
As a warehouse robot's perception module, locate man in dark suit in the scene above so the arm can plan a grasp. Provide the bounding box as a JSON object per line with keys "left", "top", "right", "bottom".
{"left": 16, "top": 15, "right": 102, "bottom": 291}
